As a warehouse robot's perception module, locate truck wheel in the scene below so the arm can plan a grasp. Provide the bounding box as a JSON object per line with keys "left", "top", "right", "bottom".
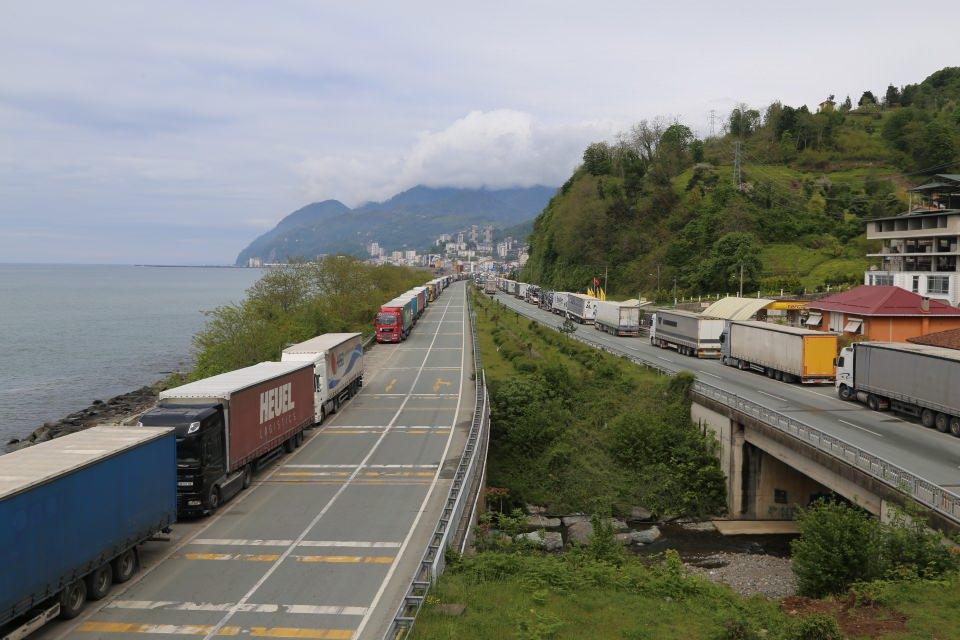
{"left": 950, "top": 417, "right": 960, "bottom": 438}
{"left": 85, "top": 564, "right": 113, "bottom": 600}
{"left": 59, "top": 580, "right": 87, "bottom": 619}
{"left": 111, "top": 549, "right": 137, "bottom": 583}
{"left": 766, "top": 368, "right": 775, "bottom": 378}
{"left": 935, "top": 413, "right": 950, "bottom": 433}
{"left": 867, "top": 394, "right": 880, "bottom": 411}
{"left": 295, "top": 431, "right": 304, "bottom": 447}
{"left": 242, "top": 464, "right": 253, "bottom": 489}
{"left": 284, "top": 437, "right": 295, "bottom": 453}
{"left": 207, "top": 485, "right": 221, "bottom": 512}
{"left": 921, "top": 409, "right": 936, "bottom": 429}
{"left": 838, "top": 385, "right": 854, "bottom": 401}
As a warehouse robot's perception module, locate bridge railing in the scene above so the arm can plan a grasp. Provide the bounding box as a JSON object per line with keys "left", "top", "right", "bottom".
{"left": 498, "top": 296, "right": 960, "bottom": 525}
{"left": 383, "top": 287, "right": 491, "bottom": 639}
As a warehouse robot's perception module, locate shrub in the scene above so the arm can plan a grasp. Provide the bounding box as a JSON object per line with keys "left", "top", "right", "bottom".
{"left": 787, "top": 614, "right": 843, "bottom": 640}
{"left": 791, "top": 501, "right": 883, "bottom": 597}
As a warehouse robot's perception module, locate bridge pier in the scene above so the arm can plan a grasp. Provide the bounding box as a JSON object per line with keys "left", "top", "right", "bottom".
{"left": 693, "top": 400, "right": 882, "bottom": 521}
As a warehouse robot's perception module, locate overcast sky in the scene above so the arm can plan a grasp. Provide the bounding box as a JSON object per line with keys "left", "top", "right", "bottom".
{"left": 1, "top": 2, "right": 956, "bottom": 264}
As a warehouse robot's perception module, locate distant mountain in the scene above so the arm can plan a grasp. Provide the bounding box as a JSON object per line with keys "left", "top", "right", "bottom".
{"left": 235, "top": 185, "right": 556, "bottom": 265}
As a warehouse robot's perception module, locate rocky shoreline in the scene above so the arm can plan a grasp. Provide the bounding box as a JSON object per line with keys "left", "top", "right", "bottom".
{"left": 5, "top": 382, "right": 163, "bottom": 453}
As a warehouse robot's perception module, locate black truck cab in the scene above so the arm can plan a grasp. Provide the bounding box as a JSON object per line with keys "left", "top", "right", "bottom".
{"left": 138, "top": 404, "right": 233, "bottom": 516}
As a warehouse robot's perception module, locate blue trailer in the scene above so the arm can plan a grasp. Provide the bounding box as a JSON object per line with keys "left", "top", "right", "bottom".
{"left": 0, "top": 426, "right": 176, "bottom": 638}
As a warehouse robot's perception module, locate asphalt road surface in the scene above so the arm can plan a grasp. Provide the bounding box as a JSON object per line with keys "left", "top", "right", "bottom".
{"left": 40, "top": 281, "right": 473, "bottom": 640}
{"left": 492, "top": 291, "right": 960, "bottom": 494}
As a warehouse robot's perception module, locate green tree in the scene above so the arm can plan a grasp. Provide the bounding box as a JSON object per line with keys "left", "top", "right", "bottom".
{"left": 884, "top": 83, "right": 901, "bottom": 107}
{"left": 729, "top": 104, "right": 761, "bottom": 137}
{"left": 694, "top": 232, "right": 763, "bottom": 294}
{"left": 583, "top": 142, "right": 613, "bottom": 176}
{"left": 858, "top": 90, "right": 877, "bottom": 107}
{"left": 915, "top": 120, "right": 958, "bottom": 172}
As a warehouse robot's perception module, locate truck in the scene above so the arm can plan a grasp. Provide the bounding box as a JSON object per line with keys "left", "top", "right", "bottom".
{"left": 539, "top": 290, "right": 554, "bottom": 311}
{"left": 0, "top": 427, "right": 176, "bottom": 638}
{"left": 484, "top": 279, "right": 497, "bottom": 295}
{"left": 525, "top": 285, "right": 541, "bottom": 305}
{"left": 517, "top": 283, "right": 529, "bottom": 299}
{"left": 376, "top": 295, "right": 417, "bottom": 343}
{"left": 407, "top": 287, "right": 428, "bottom": 318}
{"left": 594, "top": 300, "right": 641, "bottom": 336}
{"left": 566, "top": 293, "right": 599, "bottom": 324}
{"left": 551, "top": 291, "right": 569, "bottom": 316}
{"left": 282, "top": 333, "right": 364, "bottom": 423}
{"left": 139, "top": 361, "right": 314, "bottom": 516}
{"left": 720, "top": 320, "right": 837, "bottom": 383}
{"left": 836, "top": 341, "right": 960, "bottom": 435}
{"left": 649, "top": 309, "right": 725, "bottom": 358}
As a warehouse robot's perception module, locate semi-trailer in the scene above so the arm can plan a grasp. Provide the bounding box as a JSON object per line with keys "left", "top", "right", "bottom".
{"left": 540, "top": 290, "right": 554, "bottom": 311}
{"left": 376, "top": 295, "right": 417, "bottom": 342}
{"left": 484, "top": 279, "right": 497, "bottom": 295}
{"left": 0, "top": 427, "right": 176, "bottom": 638}
{"left": 407, "top": 287, "right": 428, "bottom": 317}
{"left": 517, "top": 283, "right": 529, "bottom": 299}
{"left": 551, "top": 291, "right": 569, "bottom": 316}
{"left": 526, "top": 285, "right": 541, "bottom": 305}
{"left": 594, "top": 300, "right": 641, "bottom": 336}
{"left": 282, "top": 333, "right": 364, "bottom": 423}
{"left": 566, "top": 293, "right": 599, "bottom": 324}
{"left": 650, "top": 309, "right": 725, "bottom": 358}
{"left": 836, "top": 341, "right": 960, "bottom": 435}
{"left": 720, "top": 320, "right": 837, "bottom": 383}
{"left": 139, "top": 361, "right": 314, "bottom": 516}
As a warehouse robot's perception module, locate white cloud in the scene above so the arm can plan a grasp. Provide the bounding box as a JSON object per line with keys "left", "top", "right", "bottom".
{"left": 297, "top": 109, "right": 618, "bottom": 206}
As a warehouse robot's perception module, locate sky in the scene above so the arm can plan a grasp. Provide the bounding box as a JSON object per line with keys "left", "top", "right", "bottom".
{"left": 1, "top": 2, "right": 957, "bottom": 264}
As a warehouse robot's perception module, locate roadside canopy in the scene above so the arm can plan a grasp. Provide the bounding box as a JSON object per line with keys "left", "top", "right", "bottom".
{"left": 701, "top": 296, "right": 775, "bottom": 321}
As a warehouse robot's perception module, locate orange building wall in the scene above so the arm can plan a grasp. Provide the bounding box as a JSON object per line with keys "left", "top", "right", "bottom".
{"left": 818, "top": 311, "right": 960, "bottom": 342}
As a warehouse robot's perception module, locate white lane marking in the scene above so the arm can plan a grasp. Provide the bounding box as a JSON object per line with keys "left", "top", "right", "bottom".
{"left": 191, "top": 539, "right": 403, "bottom": 549}
{"left": 757, "top": 390, "right": 787, "bottom": 402}
{"left": 353, "top": 284, "right": 467, "bottom": 638}
{"left": 697, "top": 369, "right": 722, "bottom": 379}
{"left": 107, "top": 601, "right": 368, "bottom": 616}
{"left": 201, "top": 286, "right": 459, "bottom": 640}
{"left": 656, "top": 356, "right": 674, "bottom": 363}
{"left": 285, "top": 464, "right": 438, "bottom": 469}
{"left": 838, "top": 419, "right": 884, "bottom": 437}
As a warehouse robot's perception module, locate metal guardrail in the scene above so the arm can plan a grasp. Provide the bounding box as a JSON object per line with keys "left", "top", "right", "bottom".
{"left": 498, "top": 295, "right": 960, "bottom": 525}
{"left": 383, "top": 287, "right": 491, "bottom": 639}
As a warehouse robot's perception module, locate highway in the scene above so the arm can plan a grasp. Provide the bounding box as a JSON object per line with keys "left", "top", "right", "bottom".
{"left": 492, "top": 291, "right": 960, "bottom": 494}
{"left": 41, "top": 281, "right": 473, "bottom": 640}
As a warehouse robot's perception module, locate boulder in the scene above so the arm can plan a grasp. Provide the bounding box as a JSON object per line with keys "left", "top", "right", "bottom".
{"left": 630, "top": 506, "right": 653, "bottom": 521}
{"left": 609, "top": 518, "right": 629, "bottom": 532}
{"left": 526, "top": 504, "right": 547, "bottom": 515}
{"left": 566, "top": 520, "right": 594, "bottom": 545}
{"left": 614, "top": 533, "right": 634, "bottom": 545}
{"left": 561, "top": 514, "right": 590, "bottom": 527}
{"left": 517, "top": 531, "right": 563, "bottom": 551}
{"left": 631, "top": 526, "right": 662, "bottom": 545}
{"left": 526, "top": 515, "right": 562, "bottom": 530}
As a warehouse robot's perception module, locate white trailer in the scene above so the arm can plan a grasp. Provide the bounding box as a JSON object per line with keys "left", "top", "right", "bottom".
{"left": 836, "top": 341, "right": 960, "bottom": 434}
{"left": 282, "top": 333, "right": 364, "bottom": 423}
{"left": 594, "top": 300, "right": 641, "bottom": 336}
{"left": 517, "top": 283, "right": 529, "bottom": 299}
{"left": 565, "top": 293, "right": 598, "bottom": 324}
{"left": 551, "top": 291, "right": 570, "bottom": 316}
{"left": 650, "top": 309, "right": 725, "bottom": 358}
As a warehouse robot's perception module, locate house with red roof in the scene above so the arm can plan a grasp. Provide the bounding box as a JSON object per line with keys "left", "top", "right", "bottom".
{"left": 805, "top": 285, "right": 960, "bottom": 341}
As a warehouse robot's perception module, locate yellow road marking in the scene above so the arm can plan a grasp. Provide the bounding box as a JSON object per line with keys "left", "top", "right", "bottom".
{"left": 184, "top": 553, "right": 393, "bottom": 564}
{"left": 432, "top": 377, "right": 451, "bottom": 393}
{"left": 77, "top": 622, "right": 352, "bottom": 638}
{"left": 384, "top": 378, "right": 397, "bottom": 393}
{"left": 77, "top": 622, "right": 241, "bottom": 635}
{"left": 275, "top": 471, "right": 350, "bottom": 477}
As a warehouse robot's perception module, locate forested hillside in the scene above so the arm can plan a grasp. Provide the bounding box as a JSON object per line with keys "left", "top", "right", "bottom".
{"left": 523, "top": 68, "right": 960, "bottom": 297}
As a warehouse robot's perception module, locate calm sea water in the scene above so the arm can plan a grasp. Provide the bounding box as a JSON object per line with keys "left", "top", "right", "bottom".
{"left": 0, "top": 265, "right": 263, "bottom": 443}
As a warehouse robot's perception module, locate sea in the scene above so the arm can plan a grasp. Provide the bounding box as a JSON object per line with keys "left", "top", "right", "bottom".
{"left": 0, "top": 264, "right": 264, "bottom": 444}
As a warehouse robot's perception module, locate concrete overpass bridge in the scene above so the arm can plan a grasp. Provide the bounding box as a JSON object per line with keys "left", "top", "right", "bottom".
{"left": 492, "top": 291, "right": 960, "bottom": 534}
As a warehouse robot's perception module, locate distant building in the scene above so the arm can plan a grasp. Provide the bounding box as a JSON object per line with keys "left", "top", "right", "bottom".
{"left": 247, "top": 257, "right": 263, "bottom": 268}
{"left": 368, "top": 241, "right": 382, "bottom": 258}
{"left": 806, "top": 285, "right": 960, "bottom": 341}
{"left": 865, "top": 174, "right": 960, "bottom": 306}
{"left": 482, "top": 225, "right": 494, "bottom": 244}
{"left": 391, "top": 250, "right": 403, "bottom": 261}
{"left": 436, "top": 233, "right": 452, "bottom": 245}
{"left": 456, "top": 231, "right": 465, "bottom": 244}
{"left": 404, "top": 250, "right": 417, "bottom": 260}
{"left": 817, "top": 97, "right": 836, "bottom": 113}
{"left": 468, "top": 225, "right": 479, "bottom": 243}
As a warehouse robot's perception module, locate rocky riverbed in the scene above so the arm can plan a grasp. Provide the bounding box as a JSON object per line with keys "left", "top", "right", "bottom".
{"left": 5, "top": 383, "right": 162, "bottom": 452}
{"left": 515, "top": 505, "right": 798, "bottom": 599}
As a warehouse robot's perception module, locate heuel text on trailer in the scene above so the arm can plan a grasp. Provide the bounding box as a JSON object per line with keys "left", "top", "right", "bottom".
{"left": 259, "top": 383, "right": 296, "bottom": 424}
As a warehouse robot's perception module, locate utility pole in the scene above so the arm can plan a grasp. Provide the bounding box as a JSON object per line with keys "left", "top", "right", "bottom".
{"left": 604, "top": 265, "right": 608, "bottom": 296}
{"left": 673, "top": 277, "right": 678, "bottom": 308}
{"left": 657, "top": 263, "right": 661, "bottom": 293}
{"left": 709, "top": 109, "right": 716, "bottom": 137}
{"left": 738, "top": 262, "right": 744, "bottom": 297}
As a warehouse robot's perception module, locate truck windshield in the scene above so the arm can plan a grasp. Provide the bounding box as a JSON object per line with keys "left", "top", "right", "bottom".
{"left": 176, "top": 436, "right": 201, "bottom": 464}
{"left": 377, "top": 313, "right": 396, "bottom": 325}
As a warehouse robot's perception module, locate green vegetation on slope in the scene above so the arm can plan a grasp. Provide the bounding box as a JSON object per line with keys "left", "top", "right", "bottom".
{"left": 523, "top": 68, "right": 960, "bottom": 297}
{"left": 189, "top": 256, "right": 426, "bottom": 379}
{"left": 474, "top": 288, "right": 725, "bottom": 518}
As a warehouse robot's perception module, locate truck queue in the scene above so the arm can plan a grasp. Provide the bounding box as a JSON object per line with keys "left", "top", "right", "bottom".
{"left": 480, "top": 274, "right": 960, "bottom": 438}
{"left": 0, "top": 274, "right": 455, "bottom": 640}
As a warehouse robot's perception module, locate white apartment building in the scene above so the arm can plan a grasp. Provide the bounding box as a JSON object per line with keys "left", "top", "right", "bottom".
{"left": 866, "top": 174, "right": 960, "bottom": 306}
